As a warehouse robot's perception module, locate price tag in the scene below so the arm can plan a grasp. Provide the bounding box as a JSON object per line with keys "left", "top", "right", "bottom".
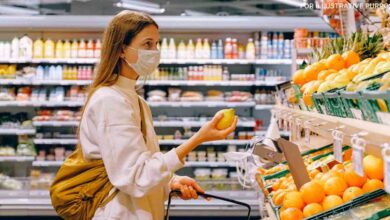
{"left": 295, "top": 118, "right": 302, "bottom": 141}
{"left": 381, "top": 143, "right": 390, "bottom": 194}
{"left": 351, "top": 108, "right": 363, "bottom": 120}
{"left": 283, "top": 116, "right": 288, "bottom": 131}
{"left": 351, "top": 136, "right": 366, "bottom": 177}
{"left": 377, "top": 112, "right": 390, "bottom": 126}
{"left": 304, "top": 127, "right": 310, "bottom": 146}
{"left": 332, "top": 130, "right": 344, "bottom": 163}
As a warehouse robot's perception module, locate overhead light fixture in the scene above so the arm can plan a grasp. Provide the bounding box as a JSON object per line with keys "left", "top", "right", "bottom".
{"left": 115, "top": 0, "right": 165, "bottom": 14}
{"left": 272, "top": 0, "right": 306, "bottom": 8}
{"left": 0, "top": 4, "right": 39, "bottom": 15}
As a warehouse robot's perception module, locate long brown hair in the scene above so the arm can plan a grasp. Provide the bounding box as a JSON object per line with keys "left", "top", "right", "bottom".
{"left": 78, "top": 11, "right": 158, "bottom": 134}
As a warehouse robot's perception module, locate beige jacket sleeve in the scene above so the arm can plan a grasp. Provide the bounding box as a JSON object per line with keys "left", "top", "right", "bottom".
{"left": 84, "top": 92, "right": 184, "bottom": 198}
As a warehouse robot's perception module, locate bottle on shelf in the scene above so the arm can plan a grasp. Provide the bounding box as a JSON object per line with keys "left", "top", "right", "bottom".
{"left": 49, "top": 65, "right": 56, "bottom": 80}
{"left": 160, "top": 38, "right": 168, "bottom": 59}
{"left": 232, "top": 38, "right": 238, "bottom": 59}
{"left": 19, "top": 35, "right": 33, "bottom": 59}
{"left": 195, "top": 38, "right": 203, "bottom": 59}
{"left": 11, "top": 37, "right": 19, "bottom": 59}
{"left": 3, "top": 42, "right": 11, "bottom": 59}
{"left": 70, "top": 39, "right": 78, "bottom": 58}
{"left": 0, "top": 42, "right": 4, "bottom": 59}
{"left": 94, "top": 39, "right": 101, "bottom": 59}
{"left": 63, "top": 40, "right": 71, "bottom": 59}
{"left": 278, "top": 32, "right": 284, "bottom": 59}
{"left": 246, "top": 38, "right": 255, "bottom": 60}
{"left": 217, "top": 39, "right": 224, "bottom": 59}
{"left": 86, "top": 39, "right": 94, "bottom": 58}
{"left": 261, "top": 32, "right": 268, "bottom": 59}
{"left": 33, "top": 38, "right": 44, "bottom": 59}
{"left": 78, "top": 39, "right": 86, "bottom": 58}
{"left": 203, "top": 38, "right": 211, "bottom": 59}
{"left": 55, "top": 40, "right": 64, "bottom": 59}
{"left": 44, "top": 38, "right": 55, "bottom": 59}
{"left": 211, "top": 40, "right": 217, "bottom": 59}
{"left": 223, "top": 67, "right": 229, "bottom": 81}
{"left": 186, "top": 39, "right": 195, "bottom": 59}
{"left": 254, "top": 32, "right": 261, "bottom": 59}
{"left": 36, "top": 65, "right": 44, "bottom": 80}
{"left": 177, "top": 40, "right": 186, "bottom": 60}
{"left": 224, "top": 38, "right": 232, "bottom": 59}
{"left": 272, "top": 32, "right": 278, "bottom": 59}
{"left": 168, "top": 38, "right": 176, "bottom": 59}
{"left": 238, "top": 43, "right": 245, "bottom": 59}
{"left": 55, "top": 65, "right": 62, "bottom": 80}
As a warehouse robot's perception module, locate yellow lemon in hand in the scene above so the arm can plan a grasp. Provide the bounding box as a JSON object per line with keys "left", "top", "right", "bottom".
{"left": 216, "top": 108, "right": 235, "bottom": 130}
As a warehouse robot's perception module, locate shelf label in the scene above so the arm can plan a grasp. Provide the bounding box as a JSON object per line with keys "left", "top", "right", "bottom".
{"left": 382, "top": 143, "right": 390, "bottom": 194}
{"left": 332, "top": 130, "right": 344, "bottom": 163}
{"left": 303, "top": 121, "right": 310, "bottom": 146}
{"left": 295, "top": 118, "right": 302, "bottom": 141}
{"left": 377, "top": 112, "right": 390, "bottom": 125}
{"left": 351, "top": 108, "right": 363, "bottom": 120}
{"left": 351, "top": 136, "right": 366, "bottom": 177}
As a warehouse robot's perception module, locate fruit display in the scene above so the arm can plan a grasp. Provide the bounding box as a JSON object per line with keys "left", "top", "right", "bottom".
{"left": 266, "top": 153, "right": 387, "bottom": 220}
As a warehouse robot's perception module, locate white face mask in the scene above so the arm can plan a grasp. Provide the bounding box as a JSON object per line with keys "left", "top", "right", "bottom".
{"left": 122, "top": 47, "right": 160, "bottom": 77}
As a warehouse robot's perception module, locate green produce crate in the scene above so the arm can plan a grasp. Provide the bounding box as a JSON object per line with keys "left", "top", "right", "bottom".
{"left": 312, "top": 92, "right": 327, "bottom": 114}
{"left": 292, "top": 84, "right": 308, "bottom": 111}
{"left": 361, "top": 90, "right": 390, "bottom": 124}
{"left": 323, "top": 91, "right": 349, "bottom": 118}
{"left": 340, "top": 91, "right": 366, "bottom": 120}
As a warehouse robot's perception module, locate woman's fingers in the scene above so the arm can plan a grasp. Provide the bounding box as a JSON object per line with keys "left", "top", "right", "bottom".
{"left": 188, "top": 186, "right": 198, "bottom": 199}
{"left": 210, "top": 112, "right": 224, "bottom": 126}
{"left": 222, "top": 116, "right": 238, "bottom": 137}
{"left": 181, "top": 185, "right": 191, "bottom": 200}
{"left": 190, "top": 180, "right": 204, "bottom": 194}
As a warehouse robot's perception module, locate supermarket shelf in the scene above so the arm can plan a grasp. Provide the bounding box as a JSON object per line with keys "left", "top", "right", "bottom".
{"left": 0, "top": 128, "right": 36, "bottom": 135}
{"left": 154, "top": 120, "right": 255, "bottom": 127}
{"left": 0, "top": 79, "right": 92, "bottom": 85}
{"left": 0, "top": 58, "right": 98, "bottom": 64}
{"left": 296, "top": 48, "right": 314, "bottom": 55}
{"left": 33, "top": 139, "right": 77, "bottom": 145}
{"left": 0, "top": 156, "right": 35, "bottom": 162}
{"left": 275, "top": 105, "right": 390, "bottom": 158}
{"left": 159, "top": 139, "right": 250, "bottom": 146}
{"left": 254, "top": 104, "right": 274, "bottom": 110}
{"left": 0, "top": 101, "right": 84, "bottom": 107}
{"left": 32, "top": 121, "right": 79, "bottom": 127}
{"left": 148, "top": 101, "right": 256, "bottom": 108}
{"left": 32, "top": 160, "right": 62, "bottom": 167}
{"left": 185, "top": 161, "right": 235, "bottom": 167}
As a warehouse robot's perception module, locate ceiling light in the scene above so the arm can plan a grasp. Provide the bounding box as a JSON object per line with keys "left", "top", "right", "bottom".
{"left": 115, "top": 0, "right": 165, "bottom": 14}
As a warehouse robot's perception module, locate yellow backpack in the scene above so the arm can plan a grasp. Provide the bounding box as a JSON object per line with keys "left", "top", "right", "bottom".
{"left": 50, "top": 145, "right": 119, "bottom": 220}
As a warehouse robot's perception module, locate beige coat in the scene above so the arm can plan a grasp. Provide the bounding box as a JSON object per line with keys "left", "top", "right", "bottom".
{"left": 79, "top": 75, "right": 184, "bottom": 219}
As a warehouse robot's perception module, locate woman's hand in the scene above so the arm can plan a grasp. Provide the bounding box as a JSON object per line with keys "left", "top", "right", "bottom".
{"left": 194, "top": 112, "right": 238, "bottom": 143}
{"left": 170, "top": 176, "right": 204, "bottom": 200}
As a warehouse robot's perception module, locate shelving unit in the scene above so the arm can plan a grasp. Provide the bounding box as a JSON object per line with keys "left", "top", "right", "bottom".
{"left": 0, "top": 128, "right": 36, "bottom": 135}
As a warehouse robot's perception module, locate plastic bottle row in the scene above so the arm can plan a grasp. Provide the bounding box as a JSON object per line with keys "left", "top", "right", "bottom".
{"left": 0, "top": 36, "right": 101, "bottom": 60}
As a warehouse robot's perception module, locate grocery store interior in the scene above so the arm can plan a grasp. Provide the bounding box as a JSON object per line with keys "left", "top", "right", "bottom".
{"left": 1, "top": 0, "right": 390, "bottom": 219}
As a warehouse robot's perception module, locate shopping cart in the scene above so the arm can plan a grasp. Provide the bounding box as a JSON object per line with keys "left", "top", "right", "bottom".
{"left": 164, "top": 189, "right": 251, "bottom": 220}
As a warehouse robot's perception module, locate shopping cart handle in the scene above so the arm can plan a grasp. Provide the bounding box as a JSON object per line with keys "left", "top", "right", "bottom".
{"left": 165, "top": 190, "right": 251, "bottom": 220}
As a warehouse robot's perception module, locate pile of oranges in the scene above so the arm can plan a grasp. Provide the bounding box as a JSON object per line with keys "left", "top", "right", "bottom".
{"left": 270, "top": 154, "right": 385, "bottom": 220}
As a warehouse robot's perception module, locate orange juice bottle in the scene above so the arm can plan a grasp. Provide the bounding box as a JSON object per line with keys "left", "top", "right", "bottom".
{"left": 33, "top": 38, "right": 44, "bottom": 59}
{"left": 55, "top": 40, "right": 63, "bottom": 59}
{"left": 63, "top": 40, "right": 71, "bottom": 58}
{"left": 70, "top": 39, "right": 78, "bottom": 58}
{"left": 44, "top": 38, "right": 55, "bottom": 58}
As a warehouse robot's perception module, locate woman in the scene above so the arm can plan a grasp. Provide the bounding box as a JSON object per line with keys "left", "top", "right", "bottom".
{"left": 79, "top": 10, "right": 238, "bottom": 219}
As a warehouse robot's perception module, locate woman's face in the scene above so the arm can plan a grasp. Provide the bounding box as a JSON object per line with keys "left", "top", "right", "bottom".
{"left": 121, "top": 25, "right": 160, "bottom": 64}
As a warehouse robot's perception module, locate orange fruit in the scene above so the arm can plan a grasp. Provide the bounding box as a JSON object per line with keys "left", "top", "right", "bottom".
{"left": 342, "top": 186, "right": 363, "bottom": 202}
{"left": 272, "top": 181, "right": 281, "bottom": 191}
{"left": 363, "top": 155, "right": 384, "bottom": 180}
{"left": 314, "top": 172, "right": 324, "bottom": 180}
{"left": 303, "top": 203, "right": 323, "bottom": 217}
{"left": 343, "top": 168, "right": 367, "bottom": 187}
{"left": 283, "top": 191, "right": 305, "bottom": 210}
{"left": 345, "top": 70, "right": 358, "bottom": 80}
{"left": 326, "top": 54, "right": 345, "bottom": 71}
{"left": 303, "top": 63, "right": 326, "bottom": 83}
{"left": 300, "top": 81, "right": 315, "bottom": 93}
{"left": 280, "top": 207, "right": 304, "bottom": 220}
{"left": 300, "top": 181, "right": 325, "bottom": 204}
{"left": 309, "top": 169, "right": 321, "bottom": 179}
{"left": 328, "top": 170, "right": 344, "bottom": 179}
{"left": 274, "top": 191, "right": 288, "bottom": 206}
{"left": 324, "top": 177, "right": 348, "bottom": 196}
{"left": 318, "top": 69, "right": 337, "bottom": 81}
{"left": 303, "top": 92, "right": 314, "bottom": 107}
{"left": 319, "top": 172, "right": 334, "bottom": 186}
{"left": 362, "top": 179, "right": 384, "bottom": 193}
{"left": 331, "top": 164, "right": 344, "bottom": 171}
{"left": 342, "top": 51, "right": 360, "bottom": 68}
{"left": 322, "top": 195, "right": 344, "bottom": 210}
{"left": 293, "top": 69, "right": 306, "bottom": 86}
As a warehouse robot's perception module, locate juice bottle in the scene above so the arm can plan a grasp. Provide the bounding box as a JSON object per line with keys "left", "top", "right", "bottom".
{"left": 11, "top": 37, "right": 19, "bottom": 59}
{"left": 63, "top": 40, "right": 71, "bottom": 58}
{"left": 168, "top": 38, "right": 176, "bottom": 59}
{"left": 217, "top": 39, "right": 224, "bottom": 59}
{"left": 186, "top": 39, "right": 195, "bottom": 59}
{"left": 71, "top": 39, "right": 78, "bottom": 58}
{"left": 72, "top": 66, "right": 78, "bottom": 80}
{"left": 19, "top": 35, "right": 33, "bottom": 59}
{"left": 77, "top": 66, "right": 83, "bottom": 80}
{"left": 278, "top": 33, "right": 284, "bottom": 59}
{"left": 33, "top": 38, "right": 44, "bottom": 59}
{"left": 55, "top": 65, "right": 62, "bottom": 80}
{"left": 44, "top": 38, "right": 55, "bottom": 58}
{"left": 195, "top": 38, "right": 203, "bottom": 59}
{"left": 55, "top": 40, "right": 63, "bottom": 59}
{"left": 3, "top": 42, "right": 11, "bottom": 59}
{"left": 272, "top": 33, "right": 278, "bottom": 59}
{"left": 211, "top": 41, "right": 217, "bottom": 59}
{"left": 261, "top": 33, "right": 268, "bottom": 59}
{"left": 36, "top": 65, "right": 44, "bottom": 80}
{"left": 232, "top": 38, "right": 238, "bottom": 59}
{"left": 160, "top": 38, "right": 168, "bottom": 59}
{"left": 254, "top": 32, "right": 261, "bottom": 59}
{"left": 94, "top": 39, "right": 101, "bottom": 58}
{"left": 224, "top": 38, "right": 232, "bottom": 59}
{"left": 203, "top": 38, "right": 210, "bottom": 59}
{"left": 86, "top": 39, "right": 94, "bottom": 58}
{"left": 238, "top": 43, "right": 245, "bottom": 59}
{"left": 49, "top": 65, "right": 56, "bottom": 80}
{"left": 267, "top": 33, "right": 273, "bottom": 59}
{"left": 246, "top": 38, "right": 255, "bottom": 60}
{"left": 177, "top": 40, "right": 186, "bottom": 59}
{"left": 78, "top": 39, "right": 86, "bottom": 58}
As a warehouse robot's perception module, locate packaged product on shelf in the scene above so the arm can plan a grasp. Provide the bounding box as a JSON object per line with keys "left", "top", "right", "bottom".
{"left": 203, "top": 38, "right": 211, "bottom": 59}
{"left": 94, "top": 39, "right": 101, "bottom": 58}
{"left": 44, "top": 38, "right": 55, "bottom": 58}
{"left": 217, "top": 39, "right": 224, "bottom": 59}
{"left": 11, "top": 37, "right": 19, "bottom": 59}
{"left": 55, "top": 39, "right": 63, "bottom": 59}
{"left": 225, "top": 91, "right": 253, "bottom": 102}
{"left": 16, "top": 139, "right": 36, "bottom": 156}
{"left": 70, "top": 39, "right": 78, "bottom": 58}
{"left": 0, "top": 174, "right": 23, "bottom": 190}
{"left": 78, "top": 39, "right": 86, "bottom": 58}
{"left": 206, "top": 90, "right": 224, "bottom": 101}
{"left": 187, "top": 152, "right": 197, "bottom": 162}
{"left": 160, "top": 38, "right": 168, "bottom": 59}
{"left": 177, "top": 40, "right": 186, "bottom": 59}
{"left": 168, "top": 38, "right": 176, "bottom": 59}
{"left": 211, "top": 40, "right": 218, "bottom": 59}
{"left": 147, "top": 90, "right": 166, "bottom": 102}
{"left": 197, "top": 151, "right": 206, "bottom": 162}
{"left": 186, "top": 39, "right": 195, "bottom": 59}
{"left": 224, "top": 38, "right": 232, "bottom": 59}
{"left": 194, "top": 168, "right": 211, "bottom": 181}
{"left": 85, "top": 39, "right": 94, "bottom": 58}
{"left": 246, "top": 38, "right": 255, "bottom": 60}
{"left": 63, "top": 39, "right": 71, "bottom": 58}
{"left": 195, "top": 38, "right": 203, "bottom": 59}
{"left": 3, "top": 42, "right": 11, "bottom": 59}
{"left": 232, "top": 38, "right": 238, "bottom": 59}
{"left": 16, "top": 87, "right": 31, "bottom": 101}
{"left": 261, "top": 33, "right": 268, "bottom": 59}
{"left": 168, "top": 88, "right": 181, "bottom": 102}
{"left": 19, "top": 35, "right": 33, "bottom": 59}
{"left": 207, "top": 152, "right": 216, "bottom": 162}
{"left": 0, "top": 146, "right": 16, "bottom": 156}
{"left": 212, "top": 169, "right": 228, "bottom": 190}
{"left": 180, "top": 91, "right": 203, "bottom": 102}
